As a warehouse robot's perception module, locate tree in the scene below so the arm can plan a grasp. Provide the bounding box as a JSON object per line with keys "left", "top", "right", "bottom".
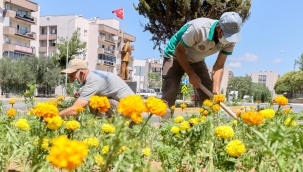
{"left": 134, "top": 0, "right": 251, "bottom": 51}
{"left": 148, "top": 72, "right": 161, "bottom": 90}
{"left": 250, "top": 83, "right": 272, "bottom": 103}
{"left": 296, "top": 53, "right": 303, "bottom": 71}
{"left": 274, "top": 71, "right": 303, "bottom": 98}
{"left": 53, "top": 31, "right": 86, "bottom": 68}
{"left": 227, "top": 76, "right": 252, "bottom": 99}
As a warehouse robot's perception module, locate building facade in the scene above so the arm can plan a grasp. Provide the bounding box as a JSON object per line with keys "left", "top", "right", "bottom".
{"left": 248, "top": 71, "right": 280, "bottom": 98}
{"left": 0, "top": 0, "right": 40, "bottom": 59}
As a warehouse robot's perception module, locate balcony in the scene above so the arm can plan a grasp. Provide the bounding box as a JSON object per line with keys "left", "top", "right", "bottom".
{"left": 38, "top": 46, "right": 56, "bottom": 53}
{"left": 39, "top": 34, "right": 57, "bottom": 41}
{"left": 97, "top": 60, "right": 116, "bottom": 67}
{"left": 97, "top": 48, "right": 115, "bottom": 55}
{"left": 3, "top": 26, "right": 36, "bottom": 40}
{"left": 3, "top": 10, "right": 37, "bottom": 25}
{"left": 3, "top": 43, "right": 35, "bottom": 54}
{"left": 4, "top": 0, "right": 39, "bottom": 12}
{"left": 98, "top": 36, "right": 115, "bottom": 45}
{"left": 99, "top": 24, "right": 118, "bottom": 35}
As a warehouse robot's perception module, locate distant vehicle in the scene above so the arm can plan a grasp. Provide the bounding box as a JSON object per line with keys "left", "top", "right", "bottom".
{"left": 156, "top": 92, "right": 162, "bottom": 99}
{"left": 137, "top": 88, "right": 157, "bottom": 98}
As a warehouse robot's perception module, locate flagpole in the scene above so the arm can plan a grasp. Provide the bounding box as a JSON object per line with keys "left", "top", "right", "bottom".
{"left": 121, "top": 8, "right": 124, "bottom": 51}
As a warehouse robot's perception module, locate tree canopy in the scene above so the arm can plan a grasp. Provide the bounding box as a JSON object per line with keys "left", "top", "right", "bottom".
{"left": 274, "top": 71, "right": 303, "bottom": 98}
{"left": 52, "top": 31, "right": 86, "bottom": 68}
{"left": 134, "top": 0, "right": 251, "bottom": 51}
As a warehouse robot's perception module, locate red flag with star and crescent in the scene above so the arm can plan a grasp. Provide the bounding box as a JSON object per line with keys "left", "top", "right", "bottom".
{"left": 112, "top": 8, "right": 124, "bottom": 20}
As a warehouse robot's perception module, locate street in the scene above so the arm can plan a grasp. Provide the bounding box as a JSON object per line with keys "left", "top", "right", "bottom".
{"left": 1, "top": 99, "right": 303, "bottom": 123}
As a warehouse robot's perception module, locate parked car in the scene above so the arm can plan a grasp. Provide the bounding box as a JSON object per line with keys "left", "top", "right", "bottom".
{"left": 137, "top": 88, "right": 157, "bottom": 98}
{"left": 156, "top": 92, "right": 162, "bottom": 99}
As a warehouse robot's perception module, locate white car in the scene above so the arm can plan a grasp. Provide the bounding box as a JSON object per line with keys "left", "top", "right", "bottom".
{"left": 137, "top": 88, "right": 157, "bottom": 98}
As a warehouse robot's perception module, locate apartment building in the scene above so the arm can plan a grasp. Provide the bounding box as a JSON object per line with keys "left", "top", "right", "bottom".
{"left": 248, "top": 71, "right": 280, "bottom": 97}
{"left": 39, "top": 15, "right": 135, "bottom": 74}
{"left": 0, "top": 0, "right": 40, "bottom": 59}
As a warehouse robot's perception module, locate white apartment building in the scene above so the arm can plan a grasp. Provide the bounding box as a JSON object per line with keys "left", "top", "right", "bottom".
{"left": 0, "top": 0, "right": 40, "bottom": 59}
{"left": 39, "top": 15, "right": 135, "bottom": 74}
{"left": 248, "top": 71, "right": 280, "bottom": 98}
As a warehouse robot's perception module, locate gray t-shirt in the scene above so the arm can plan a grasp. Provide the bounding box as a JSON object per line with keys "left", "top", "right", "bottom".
{"left": 79, "top": 70, "right": 134, "bottom": 101}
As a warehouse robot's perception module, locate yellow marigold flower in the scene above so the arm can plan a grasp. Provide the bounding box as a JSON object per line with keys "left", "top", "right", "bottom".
{"left": 236, "top": 111, "right": 241, "bottom": 117}
{"left": 27, "top": 108, "right": 35, "bottom": 116}
{"left": 118, "top": 146, "right": 127, "bottom": 154}
{"left": 74, "top": 106, "right": 85, "bottom": 113}
{"left": 65, "top": 120, "right": 80, "bottom": 131}
{"left": 9, "top": 99, "right": 16, "bottom": 105}
{"left": 202, "top": 110, "right": 209, "bottom": 115}
{"left": 200, "top": 108, "right": 205, "bottom": 114}
{"left": 226, "top": 139, "right": 246, "bottom": 157}
{"left": 83, "top": 137, "right": 99, "bottom": 148}
{"left": 171, "top": 126, "right": 180, "bottom": 134}
{"left": 101, "top": 124, "right": 115, "bottom": 134}
{"left": 34, "top": 102, "right": 59, "bottom": 118}
{"left": 15, "top": 119, "right": 30, "bottom": 131}
{"left": 170, "top": 105, "right": 176, "bottom": 110}
{"left": 212, "top": 104, "right": 220, "bottom": 113}
{"left": 46, "top": 116, "right": 63, "bottom": 130}
{"left": 34, "top": 138, "right": 39, "bottom": 145}
{"left": 203, "top": 99, "right": 213, "bottom": 107}
{"left": 291, "top": 121, "right": 297, "bottom": 127}
{"left": 189, "top": 118, "right": 199, "bottom": 126}
{"left": 46, "top": 135, "right": 88, "bottom": 170}
{"left": 232, "top": 120, "right": 238, "bottom": 126}
{"left": 259, "top": 109, "right": 275, "bottom": 120}
{"left": 180, "top": 103, "right": 187, "bottom": 110}
{"left": 7, "top": 108, "right": 17, "bottom": 117}
{"left": 180, "top": 121, "right": 190, "bottom": 130}
{"left": 101, "top": 145, "right": 110, "bottom": 154}
{"left": 142, "top": 148, "right": 151, "bottom": 157}
{"left": 274, "top": 96, "right": 288, "bottom": 106}
{"left": 89, "top": 95, "right": 110, "bottom": 112}
{"left": 174, "top": 116, "right": 184, "bottom": 123}
{"left": 41, "top": 138, "right": 49, "bottom": 150}
{"left": 213, "top": 94, "right": 225, "bottom": 103}
{"left": 57, "top": 101, "right": 62, "bottom": 106}
{"left": 283, "top": 108, "right": 292, "bottom": 114}
{"left": 25, "top": 90, "right": 29, "bottom": 95}
{"left": 200, "top": 116, "right": 206, "bottom": 122}
{"left": 47, "top": 100, "right": 58, "bottom": 107}
{"left": 145, "top": 97, "right": 167, "bottom": 116}
{"left": 94, "top": 155, "right": 105, "bottom": 166}
{"left": 214, "top": 126, "right": 234, "bottom": 139}
{"left": 57, "top": 96, "right": 64, "bottom": 101}
{"left": 241, "top": 111, "right": 264, "bottom": 125}
{"left": 250, "top": 106, "right": 255, "bottom": 109}
{"left": 131, "top": 113, "right": 143, "bottom": 124}
{"left": 118, "top": 95, "right": 146, "bottom": 118}
{"left": 284, "top": 117, "right": 291, "bottom": 126}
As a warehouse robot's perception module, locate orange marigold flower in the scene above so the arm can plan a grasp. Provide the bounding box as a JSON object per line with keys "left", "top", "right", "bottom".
{"left": 283, "top": 108, "right": 292, "bottom": 114}
{"left": 180, "top": 103, "right": 187, "bottom": 110}
{"left": 241, "top": 111, "right": 264, "bottom": 125}
{"left": 236, "top": 111, "right": 241, "bottom": 117}
{"left": 9, "top": 99, "right": 16, "bottom": 105}
{"left": 213, "top": 94, "right": 225, "bottom": 103}
{"left": 75, "top": 106, "right": 85, "bottom": 113}
{"left": 57, "top": 96, "right": 64, "bottom": 101}
{"left": 203, "top": 99, "right": 213, "bottom": 107}
{"left": 212, "top": 104, "right": 220, "bottom": 113}
{"left": 46, "top": 135, "right": 88, "bottom": 170}
{"left": 89, "top": 95, "right": 110, "bottom": 112}
{"left": 131, "top": 113, "right": 143, "bottom": 124}
{"left": 274, "top": 96, "right": 288, "bottom": 106}
{"left": 118, "top": 95, "right": 146, "bottom": 118}
{"left": 202, "top": 110, "right": 209, "bottom": 116}
{"left": 145, "top": 97, "right": 167, "bottom": 116}
{"left": 34, "top": 102, "right": 59, "bottom": 118}
{"left": 7, "top": 108, "right": 17, "bottom": 117}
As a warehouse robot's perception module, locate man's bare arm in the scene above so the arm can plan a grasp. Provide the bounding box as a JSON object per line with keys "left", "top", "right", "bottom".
{"left": 175, "top": 42, "right": 201, "bottom": 88}
{"left": 59, "top": 98, "right": 89, "bottom": 118}
{"left": 212, "top": 52, "right": 228, "bottom": 94}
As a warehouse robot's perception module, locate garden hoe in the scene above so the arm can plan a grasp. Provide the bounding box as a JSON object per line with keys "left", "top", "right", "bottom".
{"left": 199, "top": 83, "right": 237, "bottom": 119}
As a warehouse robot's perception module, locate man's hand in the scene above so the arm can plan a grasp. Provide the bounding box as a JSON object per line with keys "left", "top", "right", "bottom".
{"left": 189, "top": 72, "right": 201, "bottom": 88}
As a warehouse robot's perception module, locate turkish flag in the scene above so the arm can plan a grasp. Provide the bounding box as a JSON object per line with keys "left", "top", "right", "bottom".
{"left": 112, "top": 8, "right": 124, "bottom": 20}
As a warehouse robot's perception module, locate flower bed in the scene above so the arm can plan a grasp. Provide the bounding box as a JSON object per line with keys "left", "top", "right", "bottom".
{"left": 0, "top": 95, "right": 303, "bottom": 171}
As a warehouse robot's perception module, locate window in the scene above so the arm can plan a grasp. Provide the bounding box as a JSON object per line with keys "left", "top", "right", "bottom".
{"left": 77, "top": 27, "right": 81, "bottom": 33}
{"left": 51, "top": 29, "right": 57, "bottom": 34}
{"left": 50, "top": 40, "right": 56, "bottom": 46}
{"left": 17, "top": 9, "right": 28, "bottom": 17}
{"left": 84, "top": 30, "right": 87, "bottom": 36}
{"left": 41, "top": 28, "right": 45, "bottom": 34}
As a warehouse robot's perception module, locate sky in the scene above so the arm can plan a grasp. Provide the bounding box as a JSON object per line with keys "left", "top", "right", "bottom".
{"left": 34, "top": 0, "right": 303, "bottom": 77}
